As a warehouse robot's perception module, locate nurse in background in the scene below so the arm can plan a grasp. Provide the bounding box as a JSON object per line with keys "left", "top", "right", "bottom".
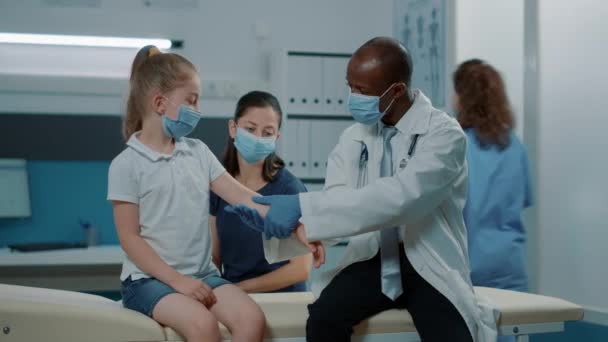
{"left": 453, "top": 59, "right": 533, "bottom": 295}
{"left": 210, "top": 91, "right": 311, "bottom": 293}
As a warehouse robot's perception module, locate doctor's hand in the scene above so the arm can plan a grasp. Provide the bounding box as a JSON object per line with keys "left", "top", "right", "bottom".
{"left": 225, "top": 195, "right": 302, "bottom": 239}
{"left": 252, "top": 194, "right": 302, "bottom": 239}
{"left": 170, "top": 274, "right": 217, "bottom": 307}
{"left": 294, "top": 224, "right": 325, "bottom": 268}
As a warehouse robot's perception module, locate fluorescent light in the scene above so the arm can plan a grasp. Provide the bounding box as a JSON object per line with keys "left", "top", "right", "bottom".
{"left": 0, "top": 33, "right": 173, "bottom": 49}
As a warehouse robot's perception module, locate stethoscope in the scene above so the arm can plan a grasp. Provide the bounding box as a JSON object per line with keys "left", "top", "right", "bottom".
{"left": 358, "top": 133, "right": 420, "bottom": 174}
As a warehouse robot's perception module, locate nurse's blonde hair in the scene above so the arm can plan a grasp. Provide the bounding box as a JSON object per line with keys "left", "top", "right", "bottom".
{"left": 123, "top": 45, "right": 197, "bottom": 140}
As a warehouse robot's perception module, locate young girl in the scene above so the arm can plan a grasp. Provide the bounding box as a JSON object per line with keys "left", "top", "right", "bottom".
{"left": 210, "top": 91, "right": 311, "bottom": 293}
{"left": 108, "top": 46, "right": 266, "bottom": 342}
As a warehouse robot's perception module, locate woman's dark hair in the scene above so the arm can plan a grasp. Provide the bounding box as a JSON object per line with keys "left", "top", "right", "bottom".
{"left": 223, "top": 91, "right": 285, "bottom": 182}
{"left": 453, "top": 59, "right": 514, "bottom": 149}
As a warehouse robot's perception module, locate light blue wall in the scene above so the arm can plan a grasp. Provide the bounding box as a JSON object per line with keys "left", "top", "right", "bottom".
{"left": 0, "top": 161, "right": 118, "bottom": 246}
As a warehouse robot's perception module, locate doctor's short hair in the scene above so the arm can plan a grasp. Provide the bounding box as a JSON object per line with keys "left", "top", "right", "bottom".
{"left": 453, "top": 59, "right": 514, "bottom": 149}
{"left": 222, "top": 91, "right": 285, "bottom": 182}
{"left": 123, "top": 45, "right": 198, "bottom": 140}
{"left": 357, "top": 37, "right": 413, "bottom": 87}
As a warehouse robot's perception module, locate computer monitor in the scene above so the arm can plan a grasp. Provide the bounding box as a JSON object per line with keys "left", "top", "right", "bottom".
{"left": 0, "top": 159, "right": 31, "bottom": 218}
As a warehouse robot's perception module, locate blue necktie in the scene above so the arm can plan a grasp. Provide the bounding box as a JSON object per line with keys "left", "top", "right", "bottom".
{"left": 379, "top": 126, "right": 403, "bottom": 300}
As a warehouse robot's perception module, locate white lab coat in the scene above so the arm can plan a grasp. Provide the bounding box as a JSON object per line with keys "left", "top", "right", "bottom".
{"left": 264, "top": 91, "right": 498, "bottom": 341}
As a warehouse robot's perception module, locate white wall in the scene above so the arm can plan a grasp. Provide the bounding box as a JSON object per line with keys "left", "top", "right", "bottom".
{"left": 0, "top": 0, "right": 394, "bottom": 77}
{"left": 455, "top": 0, "right": 525, "bottom": 138}
{"left": 536, "top": 0, "right": 608, "bottom": 314}
{"left": 455, "top": 0, "right": 544, "bottom": 290}
{"left": 0, "top": 0, "right": 393, "bottom": 115}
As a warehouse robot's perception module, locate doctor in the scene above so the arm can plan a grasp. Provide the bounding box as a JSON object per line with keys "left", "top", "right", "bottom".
{"left": 227, "top": 37, "right": 497, "bottom": 341}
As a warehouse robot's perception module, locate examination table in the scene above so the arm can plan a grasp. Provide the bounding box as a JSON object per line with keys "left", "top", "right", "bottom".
{"left": 0, "top": 283, "right": 583, "bottom": 341}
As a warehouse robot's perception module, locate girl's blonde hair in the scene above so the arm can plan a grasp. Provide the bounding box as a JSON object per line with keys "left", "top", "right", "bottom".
{"left": 124, "top": 45, "right": 197, "bottom": 140}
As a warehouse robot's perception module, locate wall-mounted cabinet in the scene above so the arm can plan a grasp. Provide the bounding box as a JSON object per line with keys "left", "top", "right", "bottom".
{"left": 272, "top": 51, "right": 354, "bottom": 182}
{"left": 284, "top": 52, "right": 350, "bottom": 117}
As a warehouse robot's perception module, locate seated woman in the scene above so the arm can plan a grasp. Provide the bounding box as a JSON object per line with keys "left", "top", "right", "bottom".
{"left": 210, "top": 90, "right": 311, "bottom": 293}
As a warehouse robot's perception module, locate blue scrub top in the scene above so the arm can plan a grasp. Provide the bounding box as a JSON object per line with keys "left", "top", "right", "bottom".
{"left": 210, "top": 168, "right": 308, "bottom": 292}
{"left": 464, "top": 129, "right": 533, "bottom": 291}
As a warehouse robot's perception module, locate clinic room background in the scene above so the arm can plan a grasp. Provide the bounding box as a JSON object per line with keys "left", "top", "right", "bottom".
{"left": 0, "top": 0, "right": 607, "bottom": 341}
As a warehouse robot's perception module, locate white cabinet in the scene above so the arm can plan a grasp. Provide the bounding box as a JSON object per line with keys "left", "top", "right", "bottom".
{"left": 295, "top": 120, "right": 312, "bottom": 178}
{"left": 285, "top": 53, "right": 351, "bottom": 117}
{"left": 286, "top": 56, "right": 324, "bottom": 115}
{"left": 322, "top": 57, "right": 349, "bottom": 115}
{"left": 276, "top": 51, "right": 353, "bottom": 181}
{"left": 309, "top": 121, "right": 330, "bottom": 178}
{"left": 280, "top": 120, "right": 299, "bottom": 175}
{"left": 283, "top": 119, "right": 353, "bottom": 180}
{"left": 282, "top": 119, "right": 324, "bottom": 179}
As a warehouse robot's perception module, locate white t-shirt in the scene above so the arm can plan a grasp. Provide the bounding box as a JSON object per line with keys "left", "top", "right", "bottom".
{"left": 107, "top": 133, "right": 225, "bottom": 281}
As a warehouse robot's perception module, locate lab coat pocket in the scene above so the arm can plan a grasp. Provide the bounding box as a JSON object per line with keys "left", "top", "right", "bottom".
{"left": 356, "top": 165, "right": 368, "bottom": 189}
{"left": 395, "top": 153, "right": 411, "bottom": 173}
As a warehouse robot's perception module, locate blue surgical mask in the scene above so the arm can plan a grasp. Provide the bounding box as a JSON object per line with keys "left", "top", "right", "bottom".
{"left": 162, "top": 105, "right": 202, "bottom": 139}
{"left": 347, "top": 84, "right": 397, "bottom": 125}
{"left": 234, "top": 127, "right": 276, "bottom": 164}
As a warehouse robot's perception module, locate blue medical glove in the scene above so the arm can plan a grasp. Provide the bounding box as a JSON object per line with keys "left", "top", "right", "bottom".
{"left": 252, "top": 194, "right": 302, "bottom": 239}
{"left": 224, "top": 205, "right": 265, "bottom": 234}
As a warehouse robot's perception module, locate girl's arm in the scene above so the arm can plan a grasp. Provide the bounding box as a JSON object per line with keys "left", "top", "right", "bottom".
{"left": 210, "top": 173, "right": 268, "bottom": 216}
{"left": 114, "top": 201, "right": 181, "bottom": 284}
{"left": 236, "top": 254, "right": 312, "bottom": 293}
{"left": 209, "top": 215, "right": 222, "bottom": 269}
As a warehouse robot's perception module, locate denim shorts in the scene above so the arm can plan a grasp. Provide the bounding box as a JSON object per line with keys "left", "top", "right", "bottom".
{"left": 121, "top": 274, "right": 231, "bottom": 317}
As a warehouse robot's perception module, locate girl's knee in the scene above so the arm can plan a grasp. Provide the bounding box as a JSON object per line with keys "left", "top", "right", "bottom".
{"left": 233, "top": 302, "right": 266, "bottom": 334}
{"left": 248, "top": 304, "right": 266, "bottom": 329}
{"left": 185, "top": 314, "right": 221, "bottom": 341}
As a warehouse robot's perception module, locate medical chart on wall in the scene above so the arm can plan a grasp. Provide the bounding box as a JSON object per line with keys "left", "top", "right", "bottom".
{"left": 393, "top": 0, "right": 447, "bottom": 107}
